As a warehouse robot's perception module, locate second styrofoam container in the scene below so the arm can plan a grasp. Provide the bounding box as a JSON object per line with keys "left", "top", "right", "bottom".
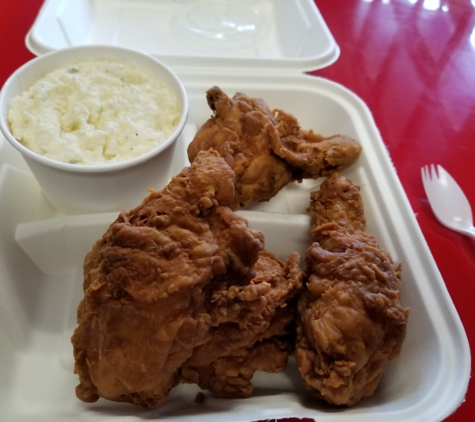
{"left": 26, "top": 0, "right": 340, "bottom": 72}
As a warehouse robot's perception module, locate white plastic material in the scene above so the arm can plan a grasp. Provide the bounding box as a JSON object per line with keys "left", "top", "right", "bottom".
{"left": 25, "top": 0, "right": 340, "bottom": 72}
{"left": 0, "top": 72, "right": 470, "bottom": 421}
{"left": 0, "top": 45, "right": 189, "bottom": 214}
{"left": 421, "top": 164, "right": 475, "bottom": 240}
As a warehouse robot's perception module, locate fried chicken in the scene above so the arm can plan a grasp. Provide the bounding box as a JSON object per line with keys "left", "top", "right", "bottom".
{"left": 187, "top": 87, "right": 294, "bottom": 210}
{"left": 295, "top": 173, "right": 409, "bottom": 407}
{"left": 187, "top": 86, "right": 362, "bottom": 209}
{"left": 71, "top": 149, "right": 303, "bottom": 408}
{"left": 181, "top": 250, "right": 303, "bottom": 398}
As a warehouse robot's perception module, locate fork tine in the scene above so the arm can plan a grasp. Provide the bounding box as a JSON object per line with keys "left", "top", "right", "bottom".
{"left": 438, "top": 165, "right": 462, "bottom": 190}
{"left": 437, "top": 164, "right": 446, "bottom": 182}
{"left": 430, "top": 164, "right": 437, "bottom": 180}
{"left": 421, "top": 165, "right": 430, "bottom": 184}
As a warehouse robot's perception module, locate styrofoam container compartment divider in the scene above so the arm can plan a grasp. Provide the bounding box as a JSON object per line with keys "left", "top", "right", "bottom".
{"left": 0, "top": 0, "right": 470, "bottom": 421}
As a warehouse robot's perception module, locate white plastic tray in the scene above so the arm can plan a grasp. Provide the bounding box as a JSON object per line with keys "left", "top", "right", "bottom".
{"left": 25, "top": 0, "right": 339, "bottom": 72}
{"left": 0, "top": 71, "right": 470, "bottom": 421}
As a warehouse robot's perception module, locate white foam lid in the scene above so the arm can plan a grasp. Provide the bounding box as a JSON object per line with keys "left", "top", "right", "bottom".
{"left": 26, "top": 0, "right": 340, "bottom": 72}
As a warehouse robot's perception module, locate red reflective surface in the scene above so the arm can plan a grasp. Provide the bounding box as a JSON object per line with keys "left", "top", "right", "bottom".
{"left": 313, "top": 2, "right": 475, "bottom": 419}
{"left": 1, "top": 0, "right": 474, "bottom": 420}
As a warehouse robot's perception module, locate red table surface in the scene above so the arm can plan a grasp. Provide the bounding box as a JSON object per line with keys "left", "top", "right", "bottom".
{"left": 0, "top": 0, "right": 474, "bottom": 420}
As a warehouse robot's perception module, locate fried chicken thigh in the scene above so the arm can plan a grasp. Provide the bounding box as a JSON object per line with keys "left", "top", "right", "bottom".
{"left": 295, "top": 173, "right": 409, "bottom": 406}
{"left": 181, "top": 250, "right": 303, "bottom": 398}
{"left": 71, "top": 149, "right": 303, "bottom": 408}
{"left": 187, "top": 86, "right": 362, "bottom": 209}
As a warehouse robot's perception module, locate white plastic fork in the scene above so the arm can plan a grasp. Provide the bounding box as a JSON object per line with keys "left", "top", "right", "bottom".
{"left": 421, "top": 164, "right": 475, "bottom": 240}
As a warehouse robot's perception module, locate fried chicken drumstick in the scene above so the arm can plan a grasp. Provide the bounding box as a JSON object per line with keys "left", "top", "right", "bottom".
{"left": 71, "top": 149, "right": 303, "bottom": 408}
{"left": 187, "top": 86, "right": 362, "bottom": 209}
{"left": 295, "top": 173, "right": 409, "bottom": 406}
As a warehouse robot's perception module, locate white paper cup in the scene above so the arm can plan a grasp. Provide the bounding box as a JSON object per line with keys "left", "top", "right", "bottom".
{"left": 0, "top": 45, "right": 188, "bottom": 214}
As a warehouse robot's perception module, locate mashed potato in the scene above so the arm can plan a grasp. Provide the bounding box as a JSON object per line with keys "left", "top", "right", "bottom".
{"left": 8, "top": 58, "right": 180, "bottom": 165}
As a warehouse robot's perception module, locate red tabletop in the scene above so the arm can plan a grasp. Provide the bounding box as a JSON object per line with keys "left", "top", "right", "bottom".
{"left": 1, "top": 0, "right": 473, "bottom": 420}
{"left": 312, "top": 2, "right": 475, "bottom": 419}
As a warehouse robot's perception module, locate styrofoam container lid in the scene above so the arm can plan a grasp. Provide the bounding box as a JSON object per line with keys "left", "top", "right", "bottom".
{"left": 26, "top": 0, "right": 339, "bottom": 72}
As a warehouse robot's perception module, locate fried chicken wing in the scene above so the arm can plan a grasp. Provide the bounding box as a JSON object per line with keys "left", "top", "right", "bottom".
{"left": 71, "top": 149, "right": 303, "bottom": 408}
{"left": 188, "top": 87, "right": 294, "bottom": 209}
{"left": 187, "top": 87, "right": 362, "bottom": 209}
{"left": 270, "top": 115, "right": 363, "bottom": 180}
{"left": 295, "top": 173, "right": 409, "bottom": 407}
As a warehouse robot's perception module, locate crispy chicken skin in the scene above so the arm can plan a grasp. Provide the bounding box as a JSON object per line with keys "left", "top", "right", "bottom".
{"left": 270, "top": 117, "right": 363, "bottom": 180}
{"left": 71, "top": 149, "right": 303, "bottom": 408}
{"left": 295, "top": 173, "right": 409, "bottom": 407}
{"left": 187, "top": 86, "right": 362, "bottom": 209}
{"left": 181, "top": 250, "right": 303, "bottom": 398}
{"left": 187, "top": 87, "right": 294, "bottom": 209}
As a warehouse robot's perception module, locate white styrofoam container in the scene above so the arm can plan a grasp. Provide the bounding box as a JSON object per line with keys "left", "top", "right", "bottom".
{"left": 1, "top": 69, "right": 470, "bottom": 422}
{"left": 0, "top": 0, "right": 470, "bottom": 421}
{"left": 25, "top": 0, "right": 340, "bottom": 72}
